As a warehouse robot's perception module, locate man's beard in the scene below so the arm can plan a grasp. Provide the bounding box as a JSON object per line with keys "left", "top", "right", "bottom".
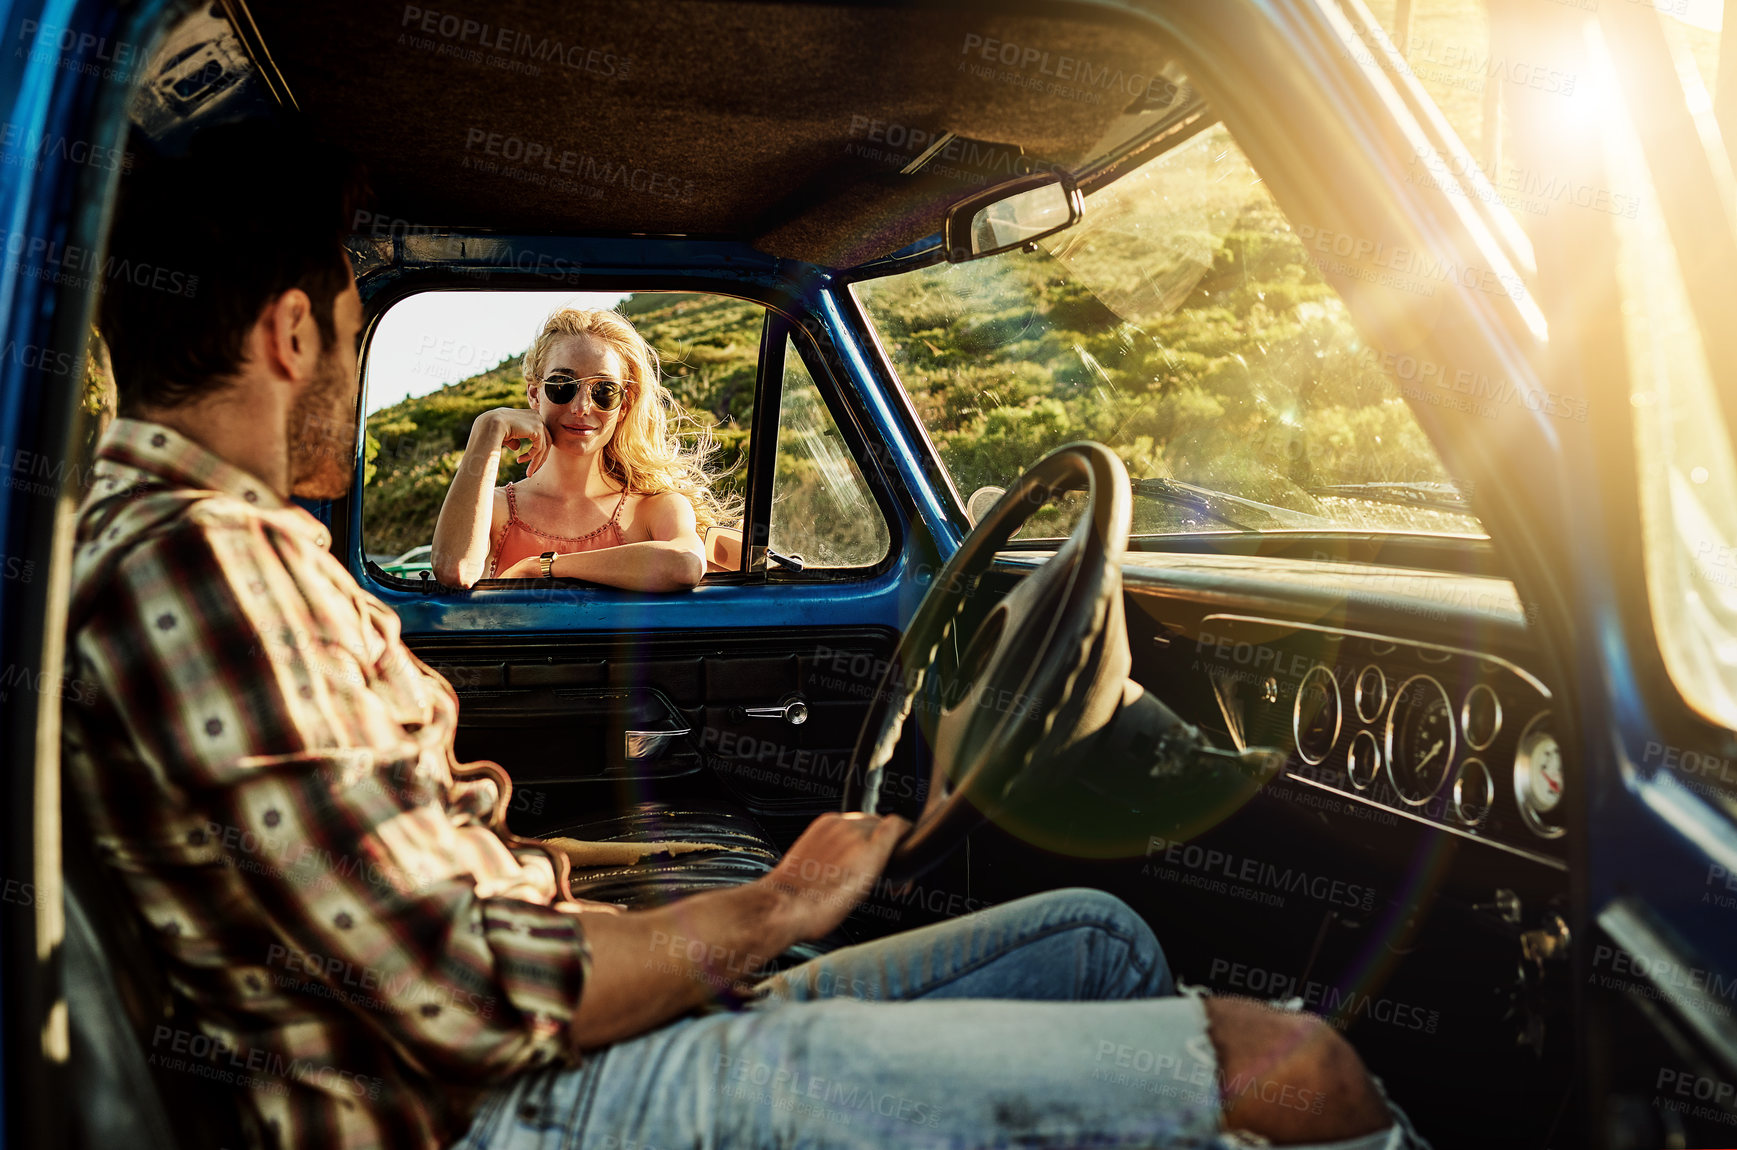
{"left": 287, "top": 346, "right": 358, "bottom": 500}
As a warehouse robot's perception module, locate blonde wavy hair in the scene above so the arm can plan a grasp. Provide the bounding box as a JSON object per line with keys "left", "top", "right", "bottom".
{"left": 522, "top": 306, "right": 739, "bottom": 534}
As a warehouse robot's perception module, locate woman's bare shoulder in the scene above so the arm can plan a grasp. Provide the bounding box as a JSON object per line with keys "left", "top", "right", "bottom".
{"left": 635, "top": 489, "right": 694, "bottom": 511}
{"left": 627, "top": 490, "right": 697, "bottom": 537}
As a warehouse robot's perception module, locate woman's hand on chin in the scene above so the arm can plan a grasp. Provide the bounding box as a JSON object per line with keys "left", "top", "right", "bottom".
{"left": 478, "top": 407, "right": 548, "bottom": 468}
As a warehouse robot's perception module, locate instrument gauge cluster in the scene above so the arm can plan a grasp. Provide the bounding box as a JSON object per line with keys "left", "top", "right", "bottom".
{"left": 1292, "top": 665, "right": 1342, "bottom": 765}
{"left": 1384, "top": 675, "right": 1456, "bottom": 806}
{"left": 1461, "top": 683, "right": 1502, "bottom": 751}
{"left": 1513, "top": 712, "right": 1565, "bottom": 838}
{"left": 1353, "top": 665, "right": 1387, "bottom": 723}
{"left": 1199, "top": 614, "right": 1564, "bottom": 867}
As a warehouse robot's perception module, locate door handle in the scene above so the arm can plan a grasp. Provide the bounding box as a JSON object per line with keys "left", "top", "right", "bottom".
{"left": 730, "top": 696, "right": 809, "bottom": 726}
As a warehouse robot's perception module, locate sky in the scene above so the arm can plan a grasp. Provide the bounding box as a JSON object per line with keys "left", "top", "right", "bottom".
{"left": 1678, "top": 0, "right": 1722, "bottom": 32}
{"left": 364, "top": 290, "right": 629, "bottom": 415}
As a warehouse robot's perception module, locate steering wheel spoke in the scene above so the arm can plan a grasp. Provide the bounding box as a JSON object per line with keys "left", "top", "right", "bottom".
{"left": 843, "top": 443, "right": 1141, "bottom": 882}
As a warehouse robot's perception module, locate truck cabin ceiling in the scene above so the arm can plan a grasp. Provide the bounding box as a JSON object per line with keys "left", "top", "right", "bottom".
{"left": 231, "top": 0, "right": 1186, "bottom": 266}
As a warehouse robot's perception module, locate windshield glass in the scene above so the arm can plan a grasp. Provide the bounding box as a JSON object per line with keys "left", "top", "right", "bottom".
{"left": 853, "top": 122, "right": 1485, "bottom": 540}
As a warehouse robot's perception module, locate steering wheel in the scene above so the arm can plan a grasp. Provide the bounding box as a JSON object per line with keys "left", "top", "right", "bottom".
{"left": 842, "top": 442, "right": 1144, "bottom": 881}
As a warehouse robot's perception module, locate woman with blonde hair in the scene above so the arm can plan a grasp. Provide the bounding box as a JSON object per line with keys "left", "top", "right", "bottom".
{"left": 433, "top": 306, "right": 736, "bottom": 591}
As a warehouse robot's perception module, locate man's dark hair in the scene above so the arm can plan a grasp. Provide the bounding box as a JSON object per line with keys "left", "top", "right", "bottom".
{"left": 99, "top": 118, "right": 368, "bottom": 413}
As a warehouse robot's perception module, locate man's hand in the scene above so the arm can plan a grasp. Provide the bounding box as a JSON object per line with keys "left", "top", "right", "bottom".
{"left": 762, "top": 813, "right": 909, "bottom": 942}
{"left": 568, "top": 812, "right": 908, "bottom": 1049}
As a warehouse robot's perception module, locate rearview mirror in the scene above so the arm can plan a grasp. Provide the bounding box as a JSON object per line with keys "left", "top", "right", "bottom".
{"left": 943, "top": 173, "right": 1083, "bottom": 263}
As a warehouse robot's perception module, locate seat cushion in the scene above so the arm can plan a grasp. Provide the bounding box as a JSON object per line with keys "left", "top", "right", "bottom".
{"left": 539, "top": 799, "right": 851, "bottom": 964}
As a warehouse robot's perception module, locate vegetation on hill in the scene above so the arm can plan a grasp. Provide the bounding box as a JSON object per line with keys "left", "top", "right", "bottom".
{"left": 855, "top": 124, "right": 1470, "bottom": 538}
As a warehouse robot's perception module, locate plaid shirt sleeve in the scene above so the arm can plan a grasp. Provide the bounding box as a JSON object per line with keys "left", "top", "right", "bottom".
{"left": 75, "top": 499, "right": 592, "bottom": 1083}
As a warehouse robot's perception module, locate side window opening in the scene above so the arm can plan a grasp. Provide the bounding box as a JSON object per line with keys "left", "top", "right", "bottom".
{"left": 360, "top": 290, "right": 760, "bottom": 585}
{"left": 767, "top": 335, "right": 891, "bottom": 570}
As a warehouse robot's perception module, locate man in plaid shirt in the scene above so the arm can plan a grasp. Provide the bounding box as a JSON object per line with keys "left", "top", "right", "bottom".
{"left": 64, "top": 119, "right": 1415, "bottom": 1150}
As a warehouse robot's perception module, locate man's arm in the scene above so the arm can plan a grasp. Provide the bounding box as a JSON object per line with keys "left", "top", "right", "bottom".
{"left": 570, "top": 813, "right": 907, "bottom": 1048}
{"left": 78, "top": 513, "right": 595, "bottom": 1081}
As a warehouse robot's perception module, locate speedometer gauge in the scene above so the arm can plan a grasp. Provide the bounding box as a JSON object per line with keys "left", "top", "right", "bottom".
{"left": 1354, "top": 665, "right": 1387, "bottom": 723}
{"left": 1384, "top": 675, "right": 1456, "bottom": 805}
{"left": 1461, "top": 684, "right": 1501, "bottom": 751}
{"left": 1347, "top": 730, "right": 1381, "bottom": 790}
{"left": 1292, "top": 665, "right": 1341, "bottom": 765}
{"left": 1452, "top": 759, "right": 1493, "bottom": 827}
{"left": 1514, "top": 712, "right": 1566, "bottom": 839}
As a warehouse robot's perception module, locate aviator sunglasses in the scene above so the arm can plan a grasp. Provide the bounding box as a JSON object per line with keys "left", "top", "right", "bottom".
{"left": 539, "top": 373, "right": 626, "bottom": 411}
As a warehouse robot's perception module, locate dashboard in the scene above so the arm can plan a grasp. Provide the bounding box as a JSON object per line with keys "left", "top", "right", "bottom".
{"left": 1001, "top": 555, "right": 1583, "bottom": 1149}
{"left": 1195, "top": 613, "right": 1565, "bottom": 868}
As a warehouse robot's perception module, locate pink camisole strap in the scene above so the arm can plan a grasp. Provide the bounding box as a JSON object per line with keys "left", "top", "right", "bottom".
{"left": 486, "top": 483, "right": 628, "bottom": 578}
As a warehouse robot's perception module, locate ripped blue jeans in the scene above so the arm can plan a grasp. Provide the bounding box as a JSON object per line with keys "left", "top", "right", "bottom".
{"left": 456, "top": 888, "right": 1430, "bottom": 1149}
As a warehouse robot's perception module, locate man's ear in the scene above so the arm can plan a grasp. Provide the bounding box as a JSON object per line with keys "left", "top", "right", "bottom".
{"left": 259, "top": 288, "right": 320, "bottom": 382}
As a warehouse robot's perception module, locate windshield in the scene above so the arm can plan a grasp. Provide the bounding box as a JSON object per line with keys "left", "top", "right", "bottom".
{"left": 853, "top": 122, "right": 1485, "bottom": 540}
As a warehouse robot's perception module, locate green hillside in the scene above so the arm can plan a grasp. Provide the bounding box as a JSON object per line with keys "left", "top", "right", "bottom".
{"left": 855, "top": 123, "right": 1469, "bottom": 539}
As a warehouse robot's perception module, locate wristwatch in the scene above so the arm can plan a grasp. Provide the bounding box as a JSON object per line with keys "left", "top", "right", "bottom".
{"left": 538, "top": 550, "right": 557, "bottom": 579}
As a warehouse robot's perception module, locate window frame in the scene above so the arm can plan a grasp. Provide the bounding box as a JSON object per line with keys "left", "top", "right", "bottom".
{"left": 345, "top": 276, "right": 903, "bottom": 595}
{"left": 756, "top": 316, "right": 899, "bottom": 579}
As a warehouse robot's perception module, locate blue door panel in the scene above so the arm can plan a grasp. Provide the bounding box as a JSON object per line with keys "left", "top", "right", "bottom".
{"left": 375, "top": 561, "right": 913, "bottom": 635}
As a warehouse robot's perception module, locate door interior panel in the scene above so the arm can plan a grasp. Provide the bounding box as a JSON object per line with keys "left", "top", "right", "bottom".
{"left": 408, "top": 626, "right": 907, "bottom": 846}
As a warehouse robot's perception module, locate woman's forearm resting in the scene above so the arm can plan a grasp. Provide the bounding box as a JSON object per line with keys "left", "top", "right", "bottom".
{"left": 432, "top": 412, "right": 529, "bottom": 587}
{"left": 548, "top": 541, "right": 703, "bottom": 591}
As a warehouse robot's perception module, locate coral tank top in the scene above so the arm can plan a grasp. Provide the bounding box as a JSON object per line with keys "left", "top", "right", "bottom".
{"left": 486, "top": 482, "right": 628, "bottom": 577}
